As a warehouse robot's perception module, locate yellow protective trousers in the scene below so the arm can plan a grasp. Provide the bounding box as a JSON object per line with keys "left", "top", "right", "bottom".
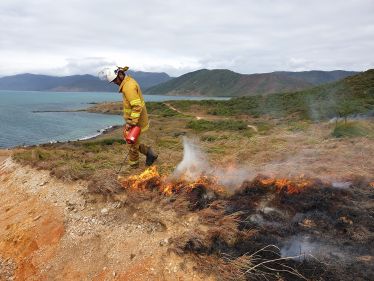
{"left": 128, "top": 134, "right": 149, "bottom": 166}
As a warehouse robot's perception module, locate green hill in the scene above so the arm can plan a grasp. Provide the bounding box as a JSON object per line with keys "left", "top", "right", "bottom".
{"left": 168, "top": 69, "right": 374, "bottom": 121}
{"left": 145, "top": 69, "right": 357, "bottom": 97}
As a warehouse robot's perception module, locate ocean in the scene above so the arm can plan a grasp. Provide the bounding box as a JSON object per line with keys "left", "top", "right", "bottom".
{"left": 0, "top": 91, "right": 228, "bottom": 148}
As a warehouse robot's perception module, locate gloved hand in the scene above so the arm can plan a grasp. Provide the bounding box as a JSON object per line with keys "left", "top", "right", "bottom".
{"left": 125, "top": 123, "right": 133, "bottom": 131}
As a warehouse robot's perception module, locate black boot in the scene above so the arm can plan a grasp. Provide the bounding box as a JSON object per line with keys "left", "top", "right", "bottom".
{"left": 146, "top": 147, "right": 158, "bottom": 166}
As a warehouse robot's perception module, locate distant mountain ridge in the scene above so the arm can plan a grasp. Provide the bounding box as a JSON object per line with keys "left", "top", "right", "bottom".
{"left": 0, "top": 71, "right": 172, "bottom": 92}
{"left": 274, "top": 70, "right": 358, "bottom": 85}
{"left": 144, "top": 69, "right": 359, "bottom": 97}
{"left": 0, "top": 69, "right": 358, "bottom": 95}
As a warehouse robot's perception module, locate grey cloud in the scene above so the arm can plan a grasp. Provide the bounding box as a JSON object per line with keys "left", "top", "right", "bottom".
{"left": 0, "top": 0, "right": 373, "bottom": 77}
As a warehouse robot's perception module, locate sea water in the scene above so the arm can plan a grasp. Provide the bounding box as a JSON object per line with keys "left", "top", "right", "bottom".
{"left": 0, "top": 91, "right": 228, "bottom": 148}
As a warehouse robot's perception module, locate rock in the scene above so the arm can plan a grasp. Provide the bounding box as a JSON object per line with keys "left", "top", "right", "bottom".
{"left": 101, "top": 208, "right": 109, "bottom": 215}
{"left": 159, "top": 238, "right": 169, "bottom": 246}
{"left": 262, "top": 207, "right": 275, "bottom": 214}
{"left": 33, "top": 215, "right": 42, "bottom": 221}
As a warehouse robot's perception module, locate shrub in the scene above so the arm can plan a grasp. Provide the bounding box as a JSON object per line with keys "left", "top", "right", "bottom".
{"left": 187, "top": 119, "right": 248, "bottom": 132}
{"left": 332, "top": 122, "right": 368, "bottom": 138}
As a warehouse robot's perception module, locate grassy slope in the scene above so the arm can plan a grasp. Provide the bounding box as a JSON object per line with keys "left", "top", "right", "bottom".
{"left": 168, "top": 69, "right": 374, "bottom": 120}
{"left": 145, "top": 69, "right": 313, "bottom": 97}
{"left": 12, "top": 70, "right": 374, "bottom": 182}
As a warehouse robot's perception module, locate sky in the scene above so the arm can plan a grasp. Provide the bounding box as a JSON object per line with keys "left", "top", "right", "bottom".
{"left": 0, "top": 0, "right": 373, "bottom": 77}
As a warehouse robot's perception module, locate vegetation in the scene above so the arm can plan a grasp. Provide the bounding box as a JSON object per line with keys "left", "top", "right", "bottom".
{"left": 168, "top": 69, "right": 374, "bottom": 121}
{"left": 12, "top": 140, "right": 126, "bottom": 181}
{"left": 146, "top": 102, "right": 184, "bottom": 117}
{"left": 144, "top": 68, "right": 314, "bottom": 97}
{"left": 332, "top": 121, "right": 374, "bottom": 138}
{"left": 144, "top": 69, "right": 357, "bottom": 97}
{"left": 12, "top": 70, "right": 374, "bottom": 182}
{"left": 87, "top": 101, "right": 184, "bottom": 117}
{"left": 187, "top": 119, "right": 248, "bottom": 132}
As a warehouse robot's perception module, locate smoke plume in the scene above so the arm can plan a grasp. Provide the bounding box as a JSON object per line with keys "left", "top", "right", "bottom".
{"left": 171, "top": 137, "right": 253, "bottom": 188}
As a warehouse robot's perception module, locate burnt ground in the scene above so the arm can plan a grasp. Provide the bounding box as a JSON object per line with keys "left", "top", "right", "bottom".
{"left": 117, "top": 172, "right": 374, "bottom": 281}
{"left": 1, "top": 153, "right": 373, "bottom": 280}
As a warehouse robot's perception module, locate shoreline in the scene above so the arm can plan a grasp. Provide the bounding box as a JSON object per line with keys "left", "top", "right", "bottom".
{"left": 76, "top": 124, "right": 122, "bottom": 141}
{"left": 3, "top": 124, "right": 123, "bottom": 150}
{"left": 32, "top": 109, "right": 87, "bottom": 113}
{"left": 3, "top": 102, "right": 124, "bottom": 149}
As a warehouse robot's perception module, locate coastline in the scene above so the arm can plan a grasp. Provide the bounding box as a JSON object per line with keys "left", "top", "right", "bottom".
{"left": 34, "top": 102, "right": 123, "bottom": 142}
{"left": 3, "top": 124, "right": 123, "bottom": 150}
{"left": 77, "top": 124, "right": 122, "bottom": 141}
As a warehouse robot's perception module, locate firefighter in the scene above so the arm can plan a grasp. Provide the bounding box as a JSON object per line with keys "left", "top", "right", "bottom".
{"left": 99, "top": 66, "right": 158, "bottom": 168}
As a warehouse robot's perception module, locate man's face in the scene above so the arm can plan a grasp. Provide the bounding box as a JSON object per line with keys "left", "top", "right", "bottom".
{"left": 112, "top": 72, "right": 125, "bottom": 85}
{"left": 112, "top": 76, "right": 121, "bottom": 85}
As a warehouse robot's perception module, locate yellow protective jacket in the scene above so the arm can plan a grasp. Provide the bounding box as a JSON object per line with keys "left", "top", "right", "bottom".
{"left": 119, "top": 75, "right": 149, "bottom": 131}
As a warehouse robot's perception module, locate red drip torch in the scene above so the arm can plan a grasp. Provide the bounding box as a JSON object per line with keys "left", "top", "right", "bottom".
{"left": 124, "top": 126, "right": 141, "bottom": 144}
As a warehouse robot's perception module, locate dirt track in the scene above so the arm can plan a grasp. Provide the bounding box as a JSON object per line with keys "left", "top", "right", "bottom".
{"left": 0, "top": 158, "right": 211, "bottom": 281}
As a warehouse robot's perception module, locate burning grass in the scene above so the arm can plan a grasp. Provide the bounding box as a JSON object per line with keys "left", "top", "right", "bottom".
{"left": 114, "top": 167, "right": 374, "bottom": 281}
{"left": 118, "top": 166, "right": 226, "bottom": 196}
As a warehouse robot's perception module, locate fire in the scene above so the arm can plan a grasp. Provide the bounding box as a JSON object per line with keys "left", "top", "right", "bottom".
{"left": 118, "top": 166, "right": 225, "bottom": 196}
{"left": 118, "top": 166, "right": 316, "bottom": 196}
{"left": 118, "top": 166, "right": 161, "bottom": 191}
{"left": 369, "top": 181, "right": 374, "bottom": 188}
{"left": 258, "top": 176, "right": 314, "bottom": 194}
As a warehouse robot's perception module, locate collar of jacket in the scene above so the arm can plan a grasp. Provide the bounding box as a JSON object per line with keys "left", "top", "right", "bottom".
{"left": 118, "top": 75, "right": 131, "bottom": 92}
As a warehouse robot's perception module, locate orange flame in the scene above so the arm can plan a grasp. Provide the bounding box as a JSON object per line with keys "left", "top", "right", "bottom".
{"left": 118, "top": 166, "right": 316, "bottom": 196}
{"left": 118, "top": 166, "right": 161, "bottom": 191}
{"left": 258, "top": 177, "right": 314, "bottom": 194}
{"left": 118, "top": 166, "right": 225, "bottom": 195}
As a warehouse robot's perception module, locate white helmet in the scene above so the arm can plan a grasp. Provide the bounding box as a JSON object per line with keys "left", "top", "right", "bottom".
{"left": 98, "top": 67, "right": 119, "bottom": 83}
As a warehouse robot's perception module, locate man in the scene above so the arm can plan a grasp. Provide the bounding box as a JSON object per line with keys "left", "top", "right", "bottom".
{"left": 99, "top": 66, "right": 158, "bottom": 168}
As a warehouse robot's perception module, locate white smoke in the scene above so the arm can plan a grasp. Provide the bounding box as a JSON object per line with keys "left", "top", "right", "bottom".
{"left": 281, "top": 236, "right": 318, "bottom": 260}
{"left": 171, "top": 137, "right": 253, "bottom": 188}
{"left": 281, "top": 235, "right": 348, "bottom": 262}
{"left": 173, "top": 137, "right": 209, "bottom": 180}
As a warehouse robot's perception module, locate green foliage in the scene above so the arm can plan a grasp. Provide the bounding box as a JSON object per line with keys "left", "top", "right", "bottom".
{"left": 169, "top": 69, "right": 374, "bottom": 121}
{"left": 145, "top": 69, "right": 242, "bottom": 97}
{"left": 200, "top": 135, "right": 229, "bottom": 142}
{"left": 145, "top": 68, "right": 332, "bottom": 97}
{"left": 147, "top": 102, "right": 182, "bottom": 117}
{"left": 13, "top": 140, "right": 126, "bottom": 181}
{"left": 156, "top": 138, "right": 181, "bottom": 149}
{"left": 187, "top": 119, "right": 248, "bottom": 132}
{"left": 287, "top": 121, "right": 311, "bottom": 132}
{"left": 82, "top": 138, "right": 126, "bottom": 147}
{"left": 332, "top": 122, "right": 369, "bottom": 138}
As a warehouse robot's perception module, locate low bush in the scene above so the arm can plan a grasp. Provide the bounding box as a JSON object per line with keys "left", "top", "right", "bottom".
{"left": 332, "top": 122, "right": 369, "bottom": 138}
{"left": 187, "top": 119, "right": 248, "bottom": 132}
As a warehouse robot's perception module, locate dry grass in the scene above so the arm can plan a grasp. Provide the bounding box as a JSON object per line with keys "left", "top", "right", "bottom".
{"left": 87, "top": 169, "right": 124, "bottom": 195}
{"left": 12, "top": 102, "right": 374, "bottom": 187}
